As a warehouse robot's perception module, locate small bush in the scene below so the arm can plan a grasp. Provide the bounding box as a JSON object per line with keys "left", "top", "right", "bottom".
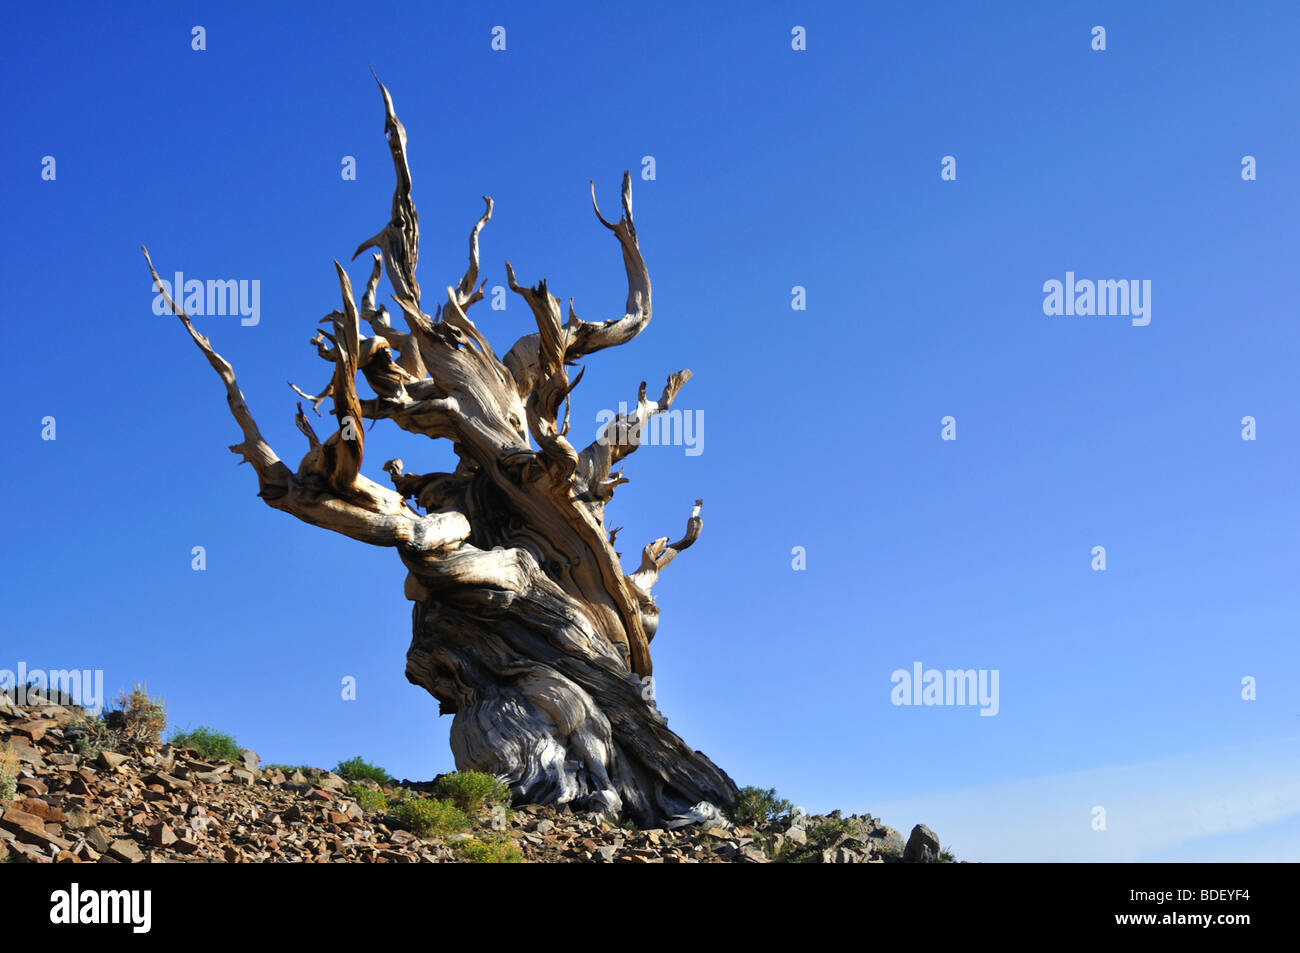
{"left": 454, "top": 835, "right": 523, "bottom": 863}
{"left": 104, "top": 683, "right": 167, "bottom": 746}
{"left": 392, "top": 796, "right": 470, "bottom": 838}
{"left": 431, "top": 772, "right": 511, "bottom": 814}
{"left": 729, "top": 786, "right": 794, "bottom": 826}
{"left": 70, "top": 713, "right": 119, "bottom": 757}
{"left": 334, "top": 756, "right": 392, "bottom": 784}
{"left": 349, "top": 784, "right": 388, "bottom": 813}
{"left": 807, "top": 818, "right": 856, "bottom": 842}
{"left": 170, "top": 726, "right": 242, "bottom": 762}
{"left": 0, "top": 747, "right": 18, "bottom": 802}
{"left": 940, "top": 846, "right": 957, "bottom": 863}
{"left": 774, "top": 817, "right": 859, "bottom": 863}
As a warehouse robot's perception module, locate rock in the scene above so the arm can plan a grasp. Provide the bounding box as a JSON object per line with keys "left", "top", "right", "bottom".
{"left": 3, "top": 740, "right": 44, "bottom": 766}
{"left": 15, "top": 797, "right": 66, "bottom": 824}
{"left": 316, "top": 774, "right": 346, "bottom": 792}
{"left": 241, "top": 749, "right": 260, "bottom": 771}
{"left": 230, "top": 769, "right": 255, "bottom": 786}
{"left": 534, "top": 819, "right": 554, "bottom": 835}
{"left": 148, "top": 823, "right": 178, "bottom": 847}
{"left": 0, "top": 806, "right": 50, "bottom": 837}
{"left": 11, "top": 720, "right": 47, "bottom": 742}
{"left": 63, "top": 807, "right": 95, "bottom": 830}
{"left": 785, "top": 825, "right": 807, "bottom": 845}
{"left": 869, "top": 825, "right": 906, "bottom": 857}
{"left": 108, "top": 838, "right": 145, "bottom": 863}
{"left": 84, "top": 826, "right": 110, "bottom": 853}
{"left": 97, "top": 750, "right": 128, "bottom": 771}
{"left": 595, "top": 845, "right": 617, "bottom": 861}
{"left": 145, "top": 772, "right": 192, "bottom": 792}
{"left": 821, "top": 846, "right": 864, "bottom": 864}
{"left": 739, "top": 844, "right": 770, "bottom": 863}
{"left": 16, "top": 777, "right": 48, "bottom": 796}
{"left": 904, "top": 824, "right": 941, "bottom": 863}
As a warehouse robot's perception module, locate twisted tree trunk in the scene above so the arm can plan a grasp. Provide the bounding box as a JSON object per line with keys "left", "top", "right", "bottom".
{"left": 143, "top": 78, "right": 735, "bottom": 825}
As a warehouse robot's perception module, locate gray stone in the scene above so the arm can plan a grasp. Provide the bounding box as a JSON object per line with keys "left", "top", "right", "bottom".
{"left": 821, "top": 846, "right": 864, "bottom": 864}
{"left": 316, "top": 774, "right": 346, "bottom": 792}
{"left": 869, "top": 824, "right": 906, "bottom": 857}
{"left": 904, "top": 824, "right": 941, "bottom": 863}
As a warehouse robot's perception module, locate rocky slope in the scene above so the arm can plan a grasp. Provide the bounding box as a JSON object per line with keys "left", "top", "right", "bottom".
{"left": 0, "top": 692, "right": 944, "bottom": 864}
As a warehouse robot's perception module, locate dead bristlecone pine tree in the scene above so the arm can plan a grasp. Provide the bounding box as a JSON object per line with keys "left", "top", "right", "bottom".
{"left": 142, "top": 79, "right": 736, "bottom": 826}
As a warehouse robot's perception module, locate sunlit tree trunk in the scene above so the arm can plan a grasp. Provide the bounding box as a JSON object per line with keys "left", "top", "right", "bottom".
{"left": 143, "top": 79, "right": 735, "bottom": 825}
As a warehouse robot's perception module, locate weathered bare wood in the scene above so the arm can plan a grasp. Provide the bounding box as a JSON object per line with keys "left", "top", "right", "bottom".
{"left": 144, "top": 79, "right": 734, "bottom": 825}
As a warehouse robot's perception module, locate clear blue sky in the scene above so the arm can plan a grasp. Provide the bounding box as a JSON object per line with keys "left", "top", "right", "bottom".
{"left": 3, "top": 1, "right": 1297, "bottom": 860}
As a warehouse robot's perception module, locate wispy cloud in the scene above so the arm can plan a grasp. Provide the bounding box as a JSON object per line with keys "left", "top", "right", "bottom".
{"left": 870, "top": 736, "right": 1300, "bottom": 862}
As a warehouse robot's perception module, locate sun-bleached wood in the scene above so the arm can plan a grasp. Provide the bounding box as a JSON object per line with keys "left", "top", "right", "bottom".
{"left": 143, "top": 79, "right": 734, "bottom": 824}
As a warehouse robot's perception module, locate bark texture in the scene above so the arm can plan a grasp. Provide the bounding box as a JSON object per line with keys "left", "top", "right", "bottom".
{"left": 144, "top": 79, "right": 735, "bottom": 825}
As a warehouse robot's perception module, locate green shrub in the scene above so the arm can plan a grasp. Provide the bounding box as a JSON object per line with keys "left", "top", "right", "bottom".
{"left": 334, "top": 756, "right": 392, "bottom": 784}
{"left": 105, "top": 683, "right": 167, "bottom": 746}
{"left": 939, "top": 846, "right": 957, "bottom": 863}
{"left": 392, "top": 796, "right": 470, "bottom": 838}
{"left": 807, "top": 818, "right": 856, "bottom": 842}
{"left": 169, "top": 726, "right": 243, "bottom": 761}
{"left": 70, "top": 713, "right": 119, "bottom": 758}
{"left": 729, "top": 786, "right": 794, "bottom": 826}
{"left": 431, "top": 771, "right": 511, "bottom": 814}
{"left": 774, "top": 817, "right": 858, "bottom": 863}
{"left": 349, "top": 784, "right": 388, "bottom": 813}
{"left": 454, "top": 835, "right": 523, "bottom": 863}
